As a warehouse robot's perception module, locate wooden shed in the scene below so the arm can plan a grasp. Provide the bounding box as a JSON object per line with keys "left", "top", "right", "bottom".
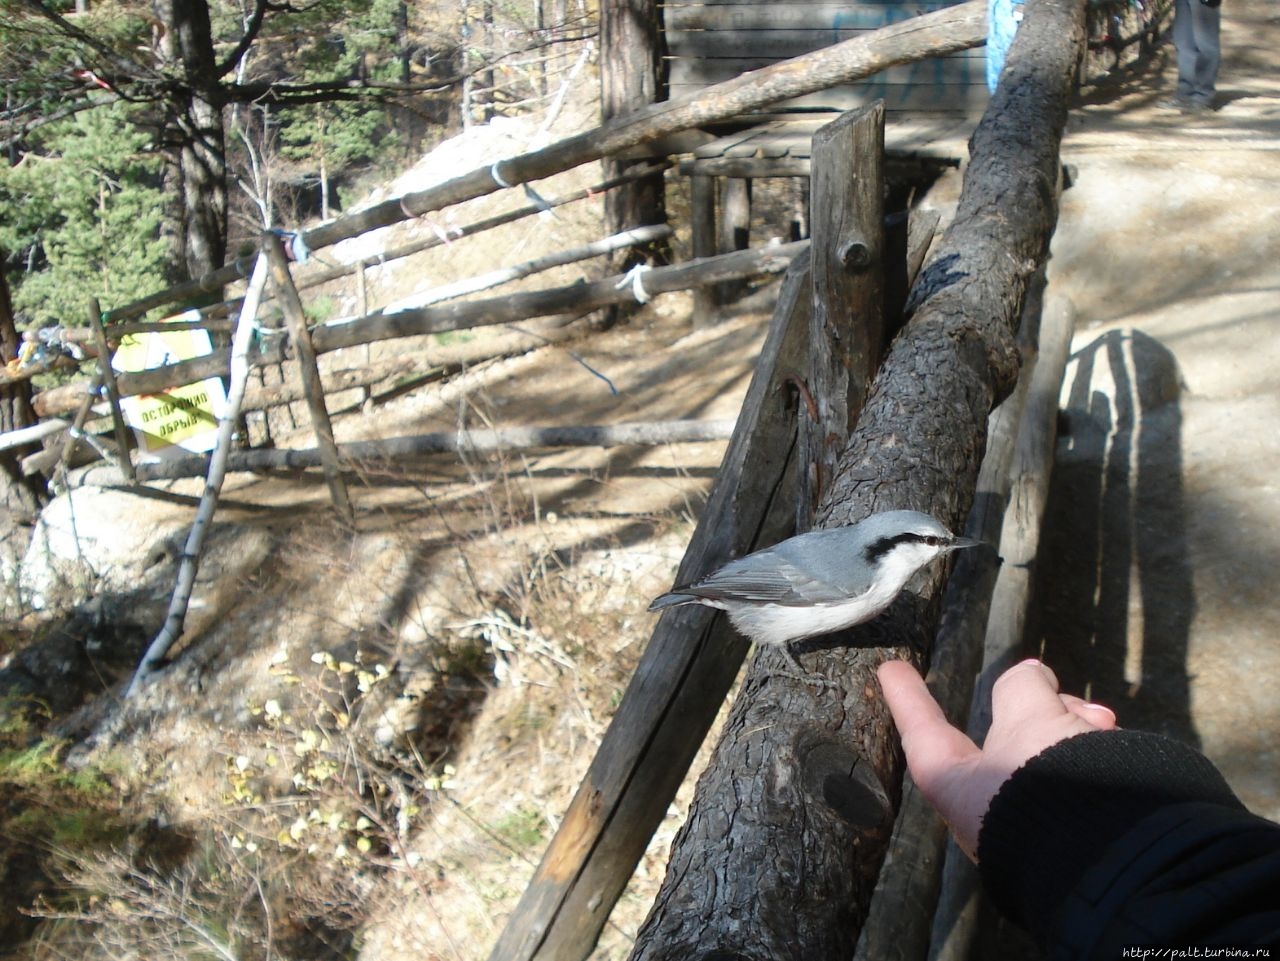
{"left": 662, "top": 0, "right": 990, "bottom": 116}
{"left": 661, "top": 0, "right": 984, "bottom": 314}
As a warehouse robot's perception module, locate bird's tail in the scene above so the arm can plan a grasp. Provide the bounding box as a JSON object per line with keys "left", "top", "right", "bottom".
{"left": 647, "top": 591, "right": 694, "bottom": 612}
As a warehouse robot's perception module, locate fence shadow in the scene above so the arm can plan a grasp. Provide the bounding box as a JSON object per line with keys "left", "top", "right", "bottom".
{"left": 1033, "top": 328, "right": 1197, "bottom": 746}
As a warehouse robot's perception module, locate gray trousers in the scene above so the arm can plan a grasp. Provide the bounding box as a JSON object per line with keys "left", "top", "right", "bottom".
{"left": 1173, "top": 0, "right": 1221, "bottom": 106}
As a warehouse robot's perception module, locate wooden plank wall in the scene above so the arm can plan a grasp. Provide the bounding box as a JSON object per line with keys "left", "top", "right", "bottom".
{"left": 663, "top": 0, "right": 988, "bottom": 114}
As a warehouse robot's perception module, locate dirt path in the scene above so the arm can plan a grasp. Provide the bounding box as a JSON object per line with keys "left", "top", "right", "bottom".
{"left": 1037, "top": 0, "right": 1280, "bottom": 818}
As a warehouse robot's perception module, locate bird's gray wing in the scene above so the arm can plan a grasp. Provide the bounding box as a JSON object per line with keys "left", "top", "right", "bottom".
{"left": 682, "top": 555, "right": 850, "bottom": 606}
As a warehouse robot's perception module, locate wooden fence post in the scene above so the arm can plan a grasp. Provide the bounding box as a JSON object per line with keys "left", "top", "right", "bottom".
{"left": 690, "top": 174, "right": 718, "bottom": 324}
{"left": 484, "top": 249, "right": 813, "bottom": 961}
{"left": 263, "top": 233, "right": 355, "bottom": 528}
{"left": 714, "top": 177, "right": 752, "bottom": 305}
{"left": 88, "top": 298, "right": 136, "bottom": 484}
{"left": 799, "top": 101, "right": 885, "bottom": 529}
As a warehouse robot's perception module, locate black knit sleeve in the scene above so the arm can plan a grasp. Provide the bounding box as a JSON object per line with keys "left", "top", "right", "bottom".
{"left": 977, "top": 729, "right": 1280, "bottom": 956}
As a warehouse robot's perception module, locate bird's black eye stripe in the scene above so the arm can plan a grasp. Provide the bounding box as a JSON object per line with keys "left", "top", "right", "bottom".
{"left": 864, "top": 531, "right": 939, "bottom": 563}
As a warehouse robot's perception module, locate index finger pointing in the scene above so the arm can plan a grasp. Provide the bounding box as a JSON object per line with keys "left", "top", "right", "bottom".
{"left": 878, "top": 660, "right": 978, "bottom": 779}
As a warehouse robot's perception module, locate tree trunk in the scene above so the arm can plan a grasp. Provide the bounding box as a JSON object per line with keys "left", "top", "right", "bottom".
{"left": 600, "top": 0, "right": 668, "bottom": 325}
{"left": 153, "top": 0, "right": 228, "bottom": 282}
{"left": 0, "top": 260, "right": 45, "bottom": 602}
{"left": 628, "top": 1, "right": 1086, "bottom": 957}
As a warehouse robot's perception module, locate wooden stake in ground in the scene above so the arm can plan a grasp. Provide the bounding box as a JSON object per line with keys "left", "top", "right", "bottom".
{"left": 126, "top": 252, "right": 271, "bottom": 698}
{"left": 88, "top": 299, "right": 136, "bottom": 484}
{"left": 627, "top": 0, "right": 1086, "bottom": 956}
{"left": 799, "top": 103, "right": 886, "bottom": 528}
{"left": 263, "top": 233, "right": 355, "bottom": 527}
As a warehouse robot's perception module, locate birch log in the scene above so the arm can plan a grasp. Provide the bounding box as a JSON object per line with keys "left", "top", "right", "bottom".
{"left": 125, "top": 253, "right": 271, "bottom": 697}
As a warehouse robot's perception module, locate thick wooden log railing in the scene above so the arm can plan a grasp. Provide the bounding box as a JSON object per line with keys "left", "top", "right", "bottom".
{"left": 853, "top": 288, "right": 1076, "bottom": 961}
{"left": 626, "top": 1, "right": 1087, "bottom": 957}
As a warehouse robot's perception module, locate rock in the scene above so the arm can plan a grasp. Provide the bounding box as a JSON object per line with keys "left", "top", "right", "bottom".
{"left": 18, "top": 486, "right": 191, "bottom": 611}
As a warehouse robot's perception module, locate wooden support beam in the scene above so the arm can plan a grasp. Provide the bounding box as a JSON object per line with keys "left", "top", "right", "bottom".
{"left": 88, "top": 298, "right": 136, "bottom": 484}
{"left": 799, "top": 102, "right": 886, "bottom": 529}
{"left": 928, "top": 294, "right": 1077, "bottom": 961}
{"left": 714, "top": 177, "right": 752, "bottom": 305}
{"left": 131, "top": 419, "right": 738, "bottom": 481}
{"left": 627, "top": 0, "right": 1087, "bottom": 956}
{"left": 485, "top": 250, "right": 813, "bottom": 961}
{"left": 263, "top": 234, "right": 355, "bottom": 528}
{"left": 690, "top": 175, "right": 718, "bottom": 323}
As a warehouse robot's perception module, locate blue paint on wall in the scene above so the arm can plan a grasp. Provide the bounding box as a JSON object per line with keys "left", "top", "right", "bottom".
{"left": 987, "top": 0, "right": 1026, "bottom": 91}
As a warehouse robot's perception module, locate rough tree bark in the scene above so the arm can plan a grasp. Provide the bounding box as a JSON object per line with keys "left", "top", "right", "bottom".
{"left": 627, "top": 1, "right": 1086, "bottom": 958}
{"left": 0, "top": 259, "right": 45, "bottom": 599}
{"left": 153, "top": 0, "right": 228, "bottom": 282}
{"left": 599, "top": 0, "right": 668, "bottom": 325}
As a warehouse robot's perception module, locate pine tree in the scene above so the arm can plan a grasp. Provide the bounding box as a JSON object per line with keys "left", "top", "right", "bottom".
{"left": 0, "top": 101, "right": 168, "bottom": 327}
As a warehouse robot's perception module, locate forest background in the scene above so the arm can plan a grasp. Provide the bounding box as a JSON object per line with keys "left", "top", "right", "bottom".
{"left": 1, "top": 0, "right": 588, "bottom": 329}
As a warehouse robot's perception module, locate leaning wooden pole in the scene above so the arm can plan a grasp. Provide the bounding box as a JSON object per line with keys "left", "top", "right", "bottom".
{"left": 263, "top": 233, "right": 355, "bottom": 528}
{"left": 485, "top": 251, "right": 815, "bottom": 961}
{"left": 126, "top": 253, "right": 271, "bottom": 698}
{"left": 628, "top": 1, "right": 1087, "bottom": 957}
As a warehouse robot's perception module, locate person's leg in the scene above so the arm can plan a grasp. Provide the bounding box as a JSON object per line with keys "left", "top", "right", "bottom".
{"left": 1172, "top": 0, "right": 1198, "bottom": 102}
{"left": 1186, "top": 2, "right": 1221, "bottom": 107}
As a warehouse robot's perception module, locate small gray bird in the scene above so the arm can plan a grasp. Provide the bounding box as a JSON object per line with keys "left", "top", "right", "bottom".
{"left": 649, "top": 510, "right": 979, "bottom": 673}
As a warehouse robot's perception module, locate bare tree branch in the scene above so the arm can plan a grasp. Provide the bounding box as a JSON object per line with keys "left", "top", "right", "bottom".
{"left": 215, "top": 0, "right": 271, "bottom": 80}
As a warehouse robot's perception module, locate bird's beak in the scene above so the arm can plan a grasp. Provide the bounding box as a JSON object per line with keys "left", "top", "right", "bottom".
{"left": 947, "top": 536, "right": 984, "bottom": 551}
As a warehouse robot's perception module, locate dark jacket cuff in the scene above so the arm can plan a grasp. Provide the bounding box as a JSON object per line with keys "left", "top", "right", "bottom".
{"left": 976, "top": 729, "right": 1244, "bottom": 938}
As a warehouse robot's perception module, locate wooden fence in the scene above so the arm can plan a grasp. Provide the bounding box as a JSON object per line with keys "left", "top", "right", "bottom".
{"left": 1, "top": 0, "right": 1165, "bottom": 954}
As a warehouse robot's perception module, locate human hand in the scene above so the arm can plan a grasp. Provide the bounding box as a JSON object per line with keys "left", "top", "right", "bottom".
{"left": 877, "top": 658, "right": 1118, "bottom": 861}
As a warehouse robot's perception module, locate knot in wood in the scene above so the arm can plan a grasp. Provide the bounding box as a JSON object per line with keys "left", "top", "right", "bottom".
{"left": 838, "top": 238, "right": 874, "bottom": 271}
{"left": 798, "top": 735, "right": 891, "bottom": 831}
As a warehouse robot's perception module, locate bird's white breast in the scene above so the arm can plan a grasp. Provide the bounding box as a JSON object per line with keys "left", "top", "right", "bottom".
{"left": 725, "top": 590, "right": 895, "bottom": 646}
